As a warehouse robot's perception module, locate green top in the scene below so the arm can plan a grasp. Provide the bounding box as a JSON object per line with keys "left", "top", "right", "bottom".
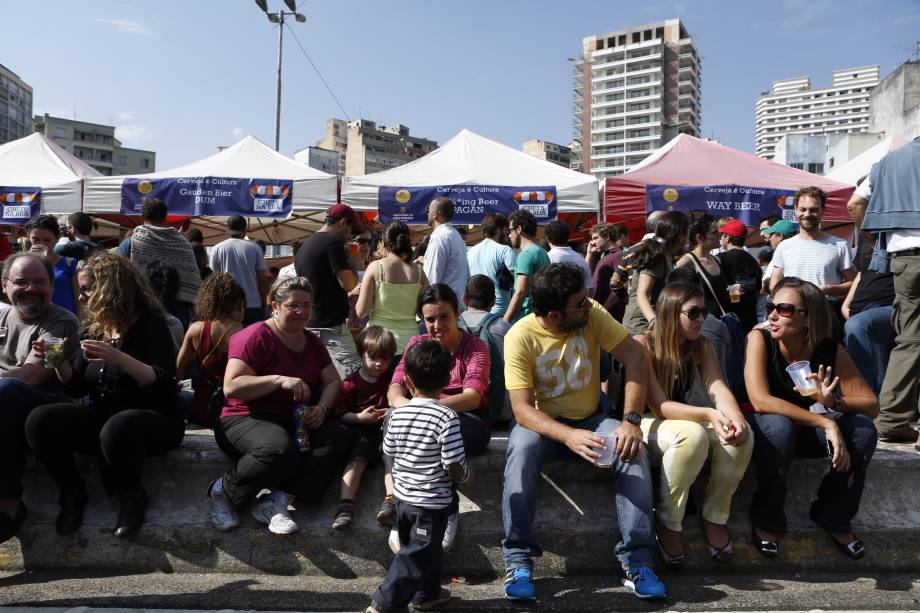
{"left": 516, "top": 243, "right": 551, "bottom": 320}
{"left": 366, "top": 260, "right": 423, "bottom": 354}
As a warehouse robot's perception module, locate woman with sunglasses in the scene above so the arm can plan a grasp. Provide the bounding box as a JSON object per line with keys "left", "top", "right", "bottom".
{"left": 637, "top": 281, "right": 752, "bottom": 565}
{"left": 346, "top": 230, "right": 374, "bottom": 330}
{"left": 744, "top": 277, "right": 878, "bottom": 560}
{"left": 206, "top": 277, "right": 353, "bottom": 535}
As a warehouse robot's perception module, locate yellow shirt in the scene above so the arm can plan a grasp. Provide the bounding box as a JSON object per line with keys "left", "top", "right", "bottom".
{"left": 504, "top": 300, "right": 629, "bottom": 420}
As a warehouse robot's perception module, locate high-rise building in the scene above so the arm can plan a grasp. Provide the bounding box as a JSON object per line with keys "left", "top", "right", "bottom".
{"left": 32, "top": 114, "right": 155, "bottom": 176}
{"left": 522, "top": 139, "right": 573, "bottom": 168}
{"left": 0, "top": 63, "right": 33, "bottom": 145}
{"left": 754, "top": 65, "right": 880, "bottom": 160}
{"left": 572, "top": 18, "right": 701, "bottom": 179}
{"left": 312, "top": 118, "right": 437, "bottom": 176}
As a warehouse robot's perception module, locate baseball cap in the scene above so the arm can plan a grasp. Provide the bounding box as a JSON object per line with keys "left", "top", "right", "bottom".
{"left": 720, "top": 220, "right": 748, "bottom": 238}
{"left": 327, "top": 203, "right": 366, "bottom": 232}
{"left": 227, "top": 214, "right": 248, "bottom": 236}
{"left": 762, "top": 219, "right": 797, "bottom": 238}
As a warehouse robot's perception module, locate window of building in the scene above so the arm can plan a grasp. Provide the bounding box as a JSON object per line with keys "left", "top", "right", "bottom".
{"left": 607, "top": 37, "right": 616, "bottom": 47}
{"left": 808, "top": 163, "right": 824, "bottom": 174}
{"left": 632, "top": 32, "right": 640, "bottom": 43}
{"left": 790, "top": 162, "right": 804, "bottom": 170}
{"left": 618, "top": 34, "right": 626, "bottom": 45}
{"left": 55, "top": 126, "right": 67, "bottom": 138}
{"left": 656, "top": 27, "right": 664, "bottom": 39}
{"left": 140, "top": 158, "right": 150, "bottom": 168}
{"left": 596, "top": 38, "right": 605, "bottom": 49}
{"left": 644, "top": 29, "right": 652, "bottom": 41}
{"left": 117, "top": 155, "right": 127, "bottom": 166}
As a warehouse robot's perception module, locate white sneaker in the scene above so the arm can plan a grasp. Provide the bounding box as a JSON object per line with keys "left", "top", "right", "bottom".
{"left": 388, "top": 528, "right": 401, "bottom": 554}
{"left": 207, "top": 479, "right": 239, "bottom": 531}
{"left": 442, "top": 508, "right": 459, "bottom": 552}
{"left": 251, "top": 491, "right": 298, "bottom": 535}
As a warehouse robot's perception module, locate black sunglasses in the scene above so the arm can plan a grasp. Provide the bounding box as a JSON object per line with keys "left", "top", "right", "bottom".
{"left": 680, "top": 306, "right": 708, "bottom": 321}
{"left": 765, "top": 302, "right": 806, "bottom": 318}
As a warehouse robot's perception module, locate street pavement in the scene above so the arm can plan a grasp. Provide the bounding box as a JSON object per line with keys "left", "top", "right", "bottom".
{"left": 0, "top": 570, "right": 918, "bottom": 612}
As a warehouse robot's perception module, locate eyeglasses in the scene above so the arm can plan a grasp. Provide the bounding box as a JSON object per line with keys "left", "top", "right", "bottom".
{"left": 282, "top": 301, "right": 313, "bottom": 312}
{"left": 509, "top": 226, "right": 520, "bottom": 234}
{"left": 567, "top": 295, "right": 590, "bottom": 311}
{"left": 9, "top": 278, "right": 51, "bottom": 288}
{"left": 680, "top": 306, "right": 709, "bottom": 321}
{"left": 765, "top": 302, "right": 806, "bottom": 317}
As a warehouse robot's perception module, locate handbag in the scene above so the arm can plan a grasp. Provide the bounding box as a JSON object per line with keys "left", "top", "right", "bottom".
{"left": 196, "top": 325, "right": 233, "bottom": 428}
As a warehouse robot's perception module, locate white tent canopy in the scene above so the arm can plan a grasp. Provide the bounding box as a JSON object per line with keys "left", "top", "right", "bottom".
{"left": 825, "top": 135, "right": 910, "bottom": 185}
{"left": 0, "top": 132, "right": 101, "bottom": 215}
{"left": 341, "top": 129, "right": 600, "bottom": 215}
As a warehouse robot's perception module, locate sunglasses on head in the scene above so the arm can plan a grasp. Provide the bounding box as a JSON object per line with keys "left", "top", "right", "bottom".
{"left": 765, "top": 302, "right": 806, "bottom": 317}
{"left": 680, "top": 306, "right": 708, "bottom": 321}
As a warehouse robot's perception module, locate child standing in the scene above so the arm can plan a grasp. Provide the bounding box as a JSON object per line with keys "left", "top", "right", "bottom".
{"left": 332, "top": 326, "right": 397, "bottom": 530}
{"left": 366, "top": 340, "right": 473, "bottom": 613}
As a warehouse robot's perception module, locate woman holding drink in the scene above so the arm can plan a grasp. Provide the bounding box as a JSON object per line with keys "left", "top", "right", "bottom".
{"left": 743, "top": 277, "right": 878, "bottom": 560}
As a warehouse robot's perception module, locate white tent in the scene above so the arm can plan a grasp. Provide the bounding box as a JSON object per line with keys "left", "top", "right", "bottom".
{"left": 825, "top": 135, "right": 910, "bottom": 185}
{"left": 341, "top": 129, "right": 600, "bottom": 215}
{"left": 0, "top": 132, "right": 101, "bottom": 216}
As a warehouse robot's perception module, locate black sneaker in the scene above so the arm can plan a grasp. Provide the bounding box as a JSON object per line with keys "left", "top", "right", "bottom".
{"left": 376, "top": 495, "right": 396, "bottom": 526}
{"left": 332, "top": 500, "right": 355, "bottom": 531}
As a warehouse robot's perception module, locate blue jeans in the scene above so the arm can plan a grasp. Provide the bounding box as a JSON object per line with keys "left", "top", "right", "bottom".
{"left": 501, "top": 411, "right": 655, "bottom": 571}
{"left": 0, "top": 378, "right": 61, "bottom": 499}
{"left": 843, "top": 306, "right": 895, "bottom": 395}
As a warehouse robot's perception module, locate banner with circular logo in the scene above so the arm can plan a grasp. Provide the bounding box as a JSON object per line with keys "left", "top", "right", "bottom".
{"left": 379, "top": 184, "right": 557, "bottom": 224}
{"left": 647, "top": 184, "right": 797, "bottom": 226}
{"left": 0, "top": 186, "right": 41, "bottom": 223}
{"left": 121, "top": 177, "right": 293, "bottom": 218}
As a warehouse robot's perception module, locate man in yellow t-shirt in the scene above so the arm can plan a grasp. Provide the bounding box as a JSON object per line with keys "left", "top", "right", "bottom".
{"left": 500, "top": 263, "right": 665, "bottom": 603}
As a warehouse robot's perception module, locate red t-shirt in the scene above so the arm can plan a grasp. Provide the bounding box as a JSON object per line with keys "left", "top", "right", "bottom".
{"left": 334, "top": 369, "right": 391, "bottom": 416}
{"left": 221, "top": 322, "right": 332, "bottom": 419}
{"left": 391, "top": 331, "right": 490, "bottom": 406}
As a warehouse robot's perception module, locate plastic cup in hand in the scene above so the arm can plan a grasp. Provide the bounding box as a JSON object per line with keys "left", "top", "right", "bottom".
{"left": 593, "top": 432, "right": 617, "bottom": 467}
{"left": 44, "top": 337, "right": 65, "bottom": 368}
{"left": 786, "top": 360, "right": 817, "bottom": 397}
{"left": 729, "top": 283, "right": 742, "bottom": 303}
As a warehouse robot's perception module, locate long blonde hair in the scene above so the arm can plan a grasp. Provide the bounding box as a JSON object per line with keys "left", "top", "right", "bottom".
{"left": 83, "top": 253, "right": 166, "bottom": 339}
{"left": 647, "top": 282, "right": 706, "bottom": 400}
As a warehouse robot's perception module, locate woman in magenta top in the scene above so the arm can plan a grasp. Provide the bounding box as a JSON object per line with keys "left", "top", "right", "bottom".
{"left": 205, "top": 277, "right": 353, "bottom": 536}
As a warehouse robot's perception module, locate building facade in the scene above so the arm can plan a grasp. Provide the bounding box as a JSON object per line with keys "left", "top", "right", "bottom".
{"left": 572, "top": 18, "right": 701, "bottom": 179}
{"left": 772, "top": 132, "right": 886, "bottom": 175}
{"left": 314, "top": 117, "right": 348, "bottom": 174}
{"left": 754, "top": 65, "right": 880, "bottom": 160}
{"left": 32, "top": 114, "right": 155, "bottom": 176}
{"left": 522, "top": 139, "right": 573, "bottom": 168}
{"left": 868, "top": 60, "right": 920, "bottom": 139}
{"left": 0, "top": 64, "right": 33, "bottom": 145}
{"left": 344, "top": 119, "right": 437, "bottom": 176}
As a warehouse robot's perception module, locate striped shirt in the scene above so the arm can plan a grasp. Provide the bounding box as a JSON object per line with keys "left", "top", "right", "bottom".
{"left": 383, "top": 397, "right": 469, "bottom": 509}
{"left": 771, "top": 234, "right": 853, "bottom": 288}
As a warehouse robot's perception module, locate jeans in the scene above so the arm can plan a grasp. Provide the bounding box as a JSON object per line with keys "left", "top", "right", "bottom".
{"left": 0, "top": 378, "right": 61, "bottom": 499}
{"left": 843, "top": 305, "right": 895, "bottom": 396}
{"left": 308, "top": 326, "right": 362, "bottom": 380}
{"left": 746, "top": 411, "right": 877, "bottom": 534}
{"left": 501, "top": 411, "right": 655, "bottom": 571}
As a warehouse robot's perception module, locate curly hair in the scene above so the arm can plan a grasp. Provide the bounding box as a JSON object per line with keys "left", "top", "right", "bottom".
{"left": 195, "top": 272, "right": 246, "bottom": 321}
{"left": 530, "top": 263, "right": 585, "bottom": 316}
{"left": 84, "top": 253, "right": 166, "bottom": 339}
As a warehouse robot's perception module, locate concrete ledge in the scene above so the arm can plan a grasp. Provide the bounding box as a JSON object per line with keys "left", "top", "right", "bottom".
{"left": 2, "top": 427, "right": 918, "bottom": 576}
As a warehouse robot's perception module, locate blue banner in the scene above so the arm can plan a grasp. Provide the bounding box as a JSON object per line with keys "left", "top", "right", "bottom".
{"left": 379, "top": 185, "right": 557, "bottom": 225}
{"left": 647, "top": 184, "right": 797, "bottom": 226}
{"left": 0, "top": 186, "right": 41, "bottom": 223}
{"left": 121, "top": 176, "right": 293, "bottom": 218}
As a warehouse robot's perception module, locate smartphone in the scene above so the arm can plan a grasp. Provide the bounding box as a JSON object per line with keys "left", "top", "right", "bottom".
{"left": 825, "top": 439, "right": 834, "bottom": 457}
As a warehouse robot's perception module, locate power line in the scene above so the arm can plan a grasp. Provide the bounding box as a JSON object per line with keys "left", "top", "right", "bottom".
{"left": 284, "top": 22, "right": 351, "bottom": 121}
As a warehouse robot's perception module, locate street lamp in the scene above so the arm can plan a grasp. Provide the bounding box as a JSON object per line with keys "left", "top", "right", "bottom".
{"left": 254, "top": 0, "right": 306, "bottom": 151}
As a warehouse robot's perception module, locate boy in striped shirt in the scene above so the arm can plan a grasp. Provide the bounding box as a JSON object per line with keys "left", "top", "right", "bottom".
{"left": 367, "top": 340, "right": 473, "bottom": 613}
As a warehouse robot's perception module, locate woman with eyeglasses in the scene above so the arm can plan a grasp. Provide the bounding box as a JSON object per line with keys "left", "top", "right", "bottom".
{"left": 636, "top": 281, "right": 752, "bottom": 565}
{"left": 25, "top": 252, "right": 183, "bottom": 538}
{"left": 205, "top": 276, "right": 352, "bottom": 535}
{"left": 744, "top": 277, "right": 878, "bottom": 560}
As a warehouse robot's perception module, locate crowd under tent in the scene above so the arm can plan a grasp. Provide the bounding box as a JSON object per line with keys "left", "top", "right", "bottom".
{"left": 825, "top": 135, "right": 910, "bottom": 186}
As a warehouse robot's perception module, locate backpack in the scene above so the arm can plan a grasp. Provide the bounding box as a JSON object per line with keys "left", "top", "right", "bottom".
{"left": 458, "top": 312, "right": 506, "bottom": 425}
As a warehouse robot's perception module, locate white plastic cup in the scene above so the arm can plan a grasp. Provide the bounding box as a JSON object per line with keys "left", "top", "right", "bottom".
{"left": 593, "top": 432, "right": 617, "bottom": 467}
{"left": 43, "top": 336, "right": 64, "bottom": 368}
{"left": 785, "top": 360, "right": 817, "bottom": 397}
{"left": 729, "top": 283, "right": 742, "bottom": 303}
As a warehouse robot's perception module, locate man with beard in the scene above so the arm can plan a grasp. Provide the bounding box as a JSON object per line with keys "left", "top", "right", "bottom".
{"left": 500, "top": 263, "right": 665, "bottom": 602}
{"left": 423, "top": 197, "right": 469, "bottom": 309}
{"left": 0, "top": 254, "right": 79, "bottom": 543}
{"left": 503, "top": 209, "right": 549, "bottom": 323}
{"left": 769, "top": 186, "right": 855, "bottom": 299}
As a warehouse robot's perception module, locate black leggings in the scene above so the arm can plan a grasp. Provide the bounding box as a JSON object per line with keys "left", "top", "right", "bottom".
{"left": 24, "top": 403, "right": 185, "bottom": 497}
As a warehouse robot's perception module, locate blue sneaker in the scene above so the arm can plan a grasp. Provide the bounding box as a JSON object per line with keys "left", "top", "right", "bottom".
{"left": 504, "top": 567, "right": 536, "bottom": 601}
{"left": 623, "top": 566, "right": 667, "bottom": 600}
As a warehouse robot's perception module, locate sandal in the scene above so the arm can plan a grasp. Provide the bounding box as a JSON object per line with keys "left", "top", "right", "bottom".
{"left": 701, "top": 519, "right": 733, "bottom": 563}
{"left": 751, "top": 524, "right": 779, "bottom": 559}
{"left": 809, "top": 507, "right": 865, "bottom": 560}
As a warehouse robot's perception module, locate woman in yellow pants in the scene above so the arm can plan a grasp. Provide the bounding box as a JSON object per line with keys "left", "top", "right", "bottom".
{"left": 637, "top": 281, "right": 753, "bottom": 565}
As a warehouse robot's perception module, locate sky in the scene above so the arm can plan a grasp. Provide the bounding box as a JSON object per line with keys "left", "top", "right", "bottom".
{"left": 3, "top": 0, "right": 919, "bottom": 170}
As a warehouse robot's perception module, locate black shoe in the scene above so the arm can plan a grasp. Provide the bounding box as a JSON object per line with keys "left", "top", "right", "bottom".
{"left": 114, "top": 492, "right": 148, "bottom": 538}
{"left": 332, "top": 499, "right": 355, "bottom": 531}
{"left": 56, "top": 487, "right": 88, "bottom": 536}
{"left": 376, "top": 495, "right": 396, "bottom": 526}
{"left": 0, "top": 502, "right": 28, "bottom": 545}
{"left": 751, "top": 524, "right": 779, "bottom": 558}
{"left": 809, "top": 507, "right": 865, "bottom": 560}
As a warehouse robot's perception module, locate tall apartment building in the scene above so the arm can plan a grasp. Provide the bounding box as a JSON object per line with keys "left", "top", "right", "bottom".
{"left": 0, "top": 64, "right": 33, "bottom": 145}
{"left": 754, "top": 65, "right": 880, "bottom": 160}
{"left": 32, "top": 114, "right": 156, "bottom": 176}
{"left": 522, "top": 139, "right": 573, "bottom": 168}
{"left": 314, "top": 118, "right": 348, "bottom": 174}
{"left": 312, "top": 118, "right": 437, "bottom": 176}
{"left": 572, "top": 18, "right": 701, "bottom": 179}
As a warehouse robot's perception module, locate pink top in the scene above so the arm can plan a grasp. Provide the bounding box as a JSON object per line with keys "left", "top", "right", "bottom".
{"left": 222, "top": 321, "right": 331, "bottom": 419}
{"left": 392, "top": 331, "right": 490, "bottom": 407}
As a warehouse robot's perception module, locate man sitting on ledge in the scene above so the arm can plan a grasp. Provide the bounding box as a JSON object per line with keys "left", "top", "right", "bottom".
{"left": 500, "top": 263, "right": 665, "bottom": 602}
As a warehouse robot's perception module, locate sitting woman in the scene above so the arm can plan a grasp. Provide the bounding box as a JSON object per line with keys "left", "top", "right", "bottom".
{"left": 744, "top": 277, "right": 878, "bottom": 560}
{"left": 26, "top": 253, "right": 183, "bottom": 538}
{"left": 637, "top": 281, "right": 752, "bottom": 565}
{"left": 176, "top": 273, "right": 246, "bottom": 427}
{"left": 206, "top": 277, "right": 352, "bottom": 535}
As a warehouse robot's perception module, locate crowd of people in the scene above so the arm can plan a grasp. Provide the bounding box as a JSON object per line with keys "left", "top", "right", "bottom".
{"left": 1, "top": 136, "right": 918, "bottom": 612}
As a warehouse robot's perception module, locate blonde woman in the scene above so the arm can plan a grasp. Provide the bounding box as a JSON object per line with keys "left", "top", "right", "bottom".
{"left": 637, "top": 281, "right": 752, "bottom": 565}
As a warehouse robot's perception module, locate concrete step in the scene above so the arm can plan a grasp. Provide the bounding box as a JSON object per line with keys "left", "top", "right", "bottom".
{"left": 2, "top": 427, "right": 918, "bottom": 576}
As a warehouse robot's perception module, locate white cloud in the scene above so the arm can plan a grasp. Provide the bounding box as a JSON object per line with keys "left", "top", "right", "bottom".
{"left": 232, "top": 126, "right": 244, "bottom": 139}
{"left": 116, "top": 125, "right": 161, "bottom": 143}
{"left": 94, "top": 18, "right": 153, "bottom": 36}
{"left": 115, "top": 111, "right": 135, "bottom": 123}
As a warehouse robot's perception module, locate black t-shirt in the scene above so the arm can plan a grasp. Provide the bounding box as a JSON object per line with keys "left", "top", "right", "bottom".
{"left": 759, "top": 328, "right": 838, "bottom": 411}
{"left": 718, "top": 248, "right": 762, "bottom": 333}
{"left": 294, "top": 232, "right": 352, "bottom": 328}
{"left": 849, "top": 240, "right": 894, "bottom": 315}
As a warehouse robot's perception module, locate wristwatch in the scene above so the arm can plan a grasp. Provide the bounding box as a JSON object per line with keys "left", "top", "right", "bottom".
{"left": 624, "top": 412, "right": 642, "bottom": 426}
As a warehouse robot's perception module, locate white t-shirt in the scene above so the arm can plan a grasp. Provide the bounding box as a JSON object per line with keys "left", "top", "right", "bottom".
{"left": 209, "top": 238, "right": 269, "bottom": 308}
{"left": 772, "top": 234, "right": 853, "bottom": 288}
{"left": 547, "top": 245, "right": 594, "bottom": 289}
{"left": 424, "top": 223, "right": 470, "bottom": 307}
